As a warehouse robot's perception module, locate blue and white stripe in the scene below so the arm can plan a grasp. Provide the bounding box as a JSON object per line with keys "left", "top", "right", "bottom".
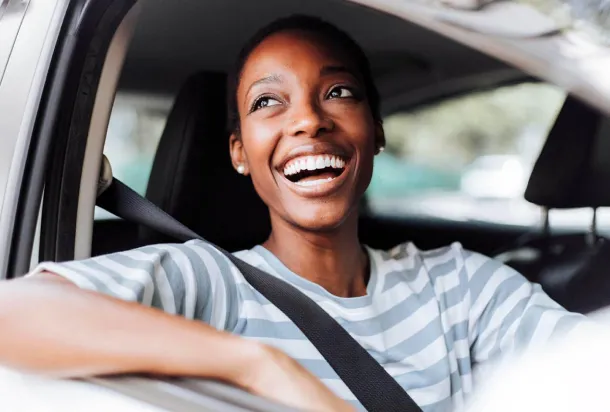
{"left": 33, "top": 240, "right": 585, "bottom": 411}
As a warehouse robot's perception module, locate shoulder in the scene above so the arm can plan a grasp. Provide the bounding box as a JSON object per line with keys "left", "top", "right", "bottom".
{"left": 129, "top": 240, "right": 239, "bottom": 278}
{"left": 379, "top": 241, "right": 509, "bottom": 286}
{"left": 381, "top": 241, "right": 467, "bottom": 275}
{"left": 383, "top": 240, "right": 465, "bottom": 261}
{"left": 175, "top": 240, "right": 260, "bottom": 281}
{"left": 110, "top": 240, "right": 254, "bottom": 296}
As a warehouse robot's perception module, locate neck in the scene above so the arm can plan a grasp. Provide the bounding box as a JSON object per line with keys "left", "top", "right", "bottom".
{"left": 263, "top": 211, "right": 369, "bottom": 298}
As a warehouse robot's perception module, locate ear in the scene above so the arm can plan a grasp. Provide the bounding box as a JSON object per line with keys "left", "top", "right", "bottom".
{"left": 374, "top": 121, "right": 386, "bottom": 154}
{"left": 229, "top": 133, "right": 250, "bottom": 175}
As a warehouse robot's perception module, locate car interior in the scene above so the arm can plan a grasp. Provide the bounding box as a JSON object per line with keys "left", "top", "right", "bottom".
{"left": 84, "top": 0, "right": 610, "bottom": 315}
{"left": 14, "top": 0, "right": 610, "bottom": 318}
{"left": 502, "top": 96, "right": 610, "bottom": 313}
{"left": 3, "top": 0, "right": 610, "bottom": 409}
{"left": 91, "top": 0, "right": 527, "bottom": 256}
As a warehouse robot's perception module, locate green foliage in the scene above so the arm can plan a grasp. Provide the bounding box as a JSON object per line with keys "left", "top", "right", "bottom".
{"left": 382, "top": 83, "right": 565, "bottom": 170}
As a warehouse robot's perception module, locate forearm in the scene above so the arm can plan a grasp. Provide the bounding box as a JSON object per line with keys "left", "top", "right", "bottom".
{"left": 0, "top": 275, "right": 258, "bottom": 386}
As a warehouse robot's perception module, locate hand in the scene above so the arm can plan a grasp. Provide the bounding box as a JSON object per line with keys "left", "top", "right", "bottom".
{"left": 238, "top": 344, "right": 355, "bottom": 412}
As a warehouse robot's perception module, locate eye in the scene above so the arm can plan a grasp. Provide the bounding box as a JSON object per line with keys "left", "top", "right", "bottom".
{"left": 251, "top": 96, "right": 281, "bottom": 113}
{"left": 327, "top": 86, "right": 354, "bottom": 99}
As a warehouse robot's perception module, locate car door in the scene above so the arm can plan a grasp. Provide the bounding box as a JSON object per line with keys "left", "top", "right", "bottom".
{"left": 0, "top": 0, "right": 69, "bottom": 279}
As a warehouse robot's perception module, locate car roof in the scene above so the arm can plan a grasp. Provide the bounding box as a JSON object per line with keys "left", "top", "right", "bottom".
{"left": 118, "top": 0, "right": 519, "bottom": 112}
{"left": 118, "top": 0, "right": 610, "bottom": 116}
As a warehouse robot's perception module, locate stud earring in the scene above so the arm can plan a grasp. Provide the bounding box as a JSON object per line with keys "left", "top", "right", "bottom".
{"left": 376, "top": 145, "right": 385, "bottom": 154}
{"left": 237, "top": 164, "right": 245, "bottom": 174}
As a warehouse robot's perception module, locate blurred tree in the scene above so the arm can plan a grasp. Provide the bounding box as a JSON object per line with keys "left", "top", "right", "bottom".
{"left": 382, "top": 83, "right": 565, "bottom": 171}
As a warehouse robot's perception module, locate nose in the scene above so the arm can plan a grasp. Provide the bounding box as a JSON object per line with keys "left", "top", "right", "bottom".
{"left": 285, "top": 99, "right": 334, "bottom": 138}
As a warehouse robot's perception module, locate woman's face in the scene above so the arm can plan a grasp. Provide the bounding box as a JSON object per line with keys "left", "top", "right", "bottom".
{"left": 231, "top": 30, "right": 383, "bottom": 232}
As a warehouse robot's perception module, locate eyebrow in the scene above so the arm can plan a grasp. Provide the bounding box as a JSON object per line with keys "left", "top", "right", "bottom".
{"left": 244, "top": 66, "right": 358, "bottom": 101}
{"left": 246, "top": 74, "right": 283, "bottom": 97}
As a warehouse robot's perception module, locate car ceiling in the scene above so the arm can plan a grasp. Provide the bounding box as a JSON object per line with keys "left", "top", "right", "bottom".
{"left": 119, "top": 0, "right": 522, "bottom": 112}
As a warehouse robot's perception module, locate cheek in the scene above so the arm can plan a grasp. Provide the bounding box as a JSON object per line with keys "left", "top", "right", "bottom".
{"left": 340, "top": 109, "right": 377, "bottom": 191}
{"left": 250, "top": 126, "right": 276, "bottom": 154}
{"left": 241, "top": 117, "right": 278, "bottom": 164}
{"left": 240, "top": 120, "right": 281, "bottom": 195}
{"left": 337, "top": 106, "right": 377, "bottom": 155}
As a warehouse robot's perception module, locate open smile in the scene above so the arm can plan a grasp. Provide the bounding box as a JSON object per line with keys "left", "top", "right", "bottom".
{"left": 277, "top": 153, "right": 351, "bottom": 197}
{"left": 283, "top": 154, "right": 346, "bottom": 185}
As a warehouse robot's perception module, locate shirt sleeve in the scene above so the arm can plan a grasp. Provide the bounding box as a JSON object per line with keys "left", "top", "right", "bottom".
{"left": 29, "top": 240, "right": 242, "bottom": 331}
{"left": 459, "top": 245, "right": 588, "bottom": 364}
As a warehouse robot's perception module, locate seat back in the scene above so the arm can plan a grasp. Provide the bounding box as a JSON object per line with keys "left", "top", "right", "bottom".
{"left": 141, "top": 72, "right": 270, "bottom": 250}
{"left": 502, "top": 95, "right": 610, "bottom": 312}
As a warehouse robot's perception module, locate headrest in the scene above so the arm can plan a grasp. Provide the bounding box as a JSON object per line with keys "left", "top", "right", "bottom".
{"left": 141, "top": 72, "right": 270, "bottom": 250}
{"left": 525, "top": 95, "right": 610, "bottom": 209}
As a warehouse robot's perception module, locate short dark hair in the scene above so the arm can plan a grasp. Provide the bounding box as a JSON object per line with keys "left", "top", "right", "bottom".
{"left": 227, "top": 15, "right": 381, "bottom": 134}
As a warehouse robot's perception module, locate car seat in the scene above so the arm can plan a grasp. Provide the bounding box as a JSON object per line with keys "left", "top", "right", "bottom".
{"left": 499, "top": 95, "right": 610, "bottom": 313}
{"left": 139, "top": 71, "right": 271, "bottom": 251}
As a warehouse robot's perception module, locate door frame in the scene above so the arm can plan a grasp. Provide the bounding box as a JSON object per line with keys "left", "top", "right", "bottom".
{"left": 0, "top": 0, "right": 68, "bottom": 279}
{"left": 6, "top": 0, "right": 138, "bottom": 277}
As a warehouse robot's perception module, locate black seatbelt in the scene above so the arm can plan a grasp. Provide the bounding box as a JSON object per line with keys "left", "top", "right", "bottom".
{"left": 97, "top": 179, "right": 423, "bottom": 412}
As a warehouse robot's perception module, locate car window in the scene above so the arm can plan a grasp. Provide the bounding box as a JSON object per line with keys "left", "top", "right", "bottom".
{"left": 367, "top": 82, "right": 567, "bottom": 227}
{"left": 95, "top": 92, "right": 173, "bottom": 219}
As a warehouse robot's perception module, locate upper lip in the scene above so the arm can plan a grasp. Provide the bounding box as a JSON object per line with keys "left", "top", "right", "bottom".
{"left": 276, "top": 142, "right": 351, "bottom": 172}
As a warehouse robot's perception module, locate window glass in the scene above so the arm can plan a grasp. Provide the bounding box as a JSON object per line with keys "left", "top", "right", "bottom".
{"left": 95, "top": 93, "right": 173, "bottom": 219}
{"left": 367, "top": 82, "right": 566, "bottom": 227}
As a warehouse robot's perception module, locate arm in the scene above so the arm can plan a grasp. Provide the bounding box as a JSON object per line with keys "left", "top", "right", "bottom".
{"left": 0, "top": 273, "right": 254, "bottom": 381}
{"left": 0, "top": 242, "right": 354, "bottom": 412}
{"left": 462, "top": 248, "right": 587, "bottom": 364}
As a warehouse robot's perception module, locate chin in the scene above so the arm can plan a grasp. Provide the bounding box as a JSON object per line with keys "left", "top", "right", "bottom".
{"left": 288, "top": 203, "right": 354, "bottom": 233}
{"left": 296, "top": 218, "right": 343, "bottom": 233}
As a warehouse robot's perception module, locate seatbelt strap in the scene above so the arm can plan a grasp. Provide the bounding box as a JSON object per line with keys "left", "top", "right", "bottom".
{"left": 97, "top": 179, "right": 423, "bottom": 412}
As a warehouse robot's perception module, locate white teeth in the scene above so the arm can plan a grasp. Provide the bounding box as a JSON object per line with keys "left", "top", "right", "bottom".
{"left": 295, "top": 176, "right": 336, "bottom": 186}
{"left": 306, "top": 157, "right": 316, "bottom": 171}
{"left": 316, "top": 157, "right": 325, "bottom": 169}
{"left": 282, "top": 154, "right": 347, "bottom": 176}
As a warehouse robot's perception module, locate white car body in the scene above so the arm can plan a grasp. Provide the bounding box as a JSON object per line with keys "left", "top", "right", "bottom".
{"left": 0, "top": 367, "right": 161, "bottom": 412}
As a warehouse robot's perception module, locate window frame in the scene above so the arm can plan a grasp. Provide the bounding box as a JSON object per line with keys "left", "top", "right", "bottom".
{"left": 0, "top": 0, "right": 68, "bottom": 279}
{"left": 6, "top": 0, "right": 138, "bottom": 277}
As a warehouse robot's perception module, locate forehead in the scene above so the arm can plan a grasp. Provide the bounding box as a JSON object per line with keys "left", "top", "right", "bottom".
{"left": 238, "top": 30, "right": 358, "bottom": 88}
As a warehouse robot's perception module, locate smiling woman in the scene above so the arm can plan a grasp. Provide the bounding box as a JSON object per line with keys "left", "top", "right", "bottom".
{"left": 227, "top": 16, "right": 382, "bottom": 236}
{"left": 0, "top": 14, "right": 588, "bottom": 412}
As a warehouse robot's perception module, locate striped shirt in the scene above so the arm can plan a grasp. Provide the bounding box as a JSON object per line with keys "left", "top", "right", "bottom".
{"left": 33, "top": 240, "right": 584, "bottom": 411}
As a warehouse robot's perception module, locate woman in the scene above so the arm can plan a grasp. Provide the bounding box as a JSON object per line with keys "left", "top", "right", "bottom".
{"left": 0, "top": 15, "right": 585, "bottom": 412}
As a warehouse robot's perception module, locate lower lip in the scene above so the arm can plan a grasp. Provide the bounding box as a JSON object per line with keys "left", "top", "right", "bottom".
{"left": 279, "top": 166, "right": 350, "bottom": 198}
